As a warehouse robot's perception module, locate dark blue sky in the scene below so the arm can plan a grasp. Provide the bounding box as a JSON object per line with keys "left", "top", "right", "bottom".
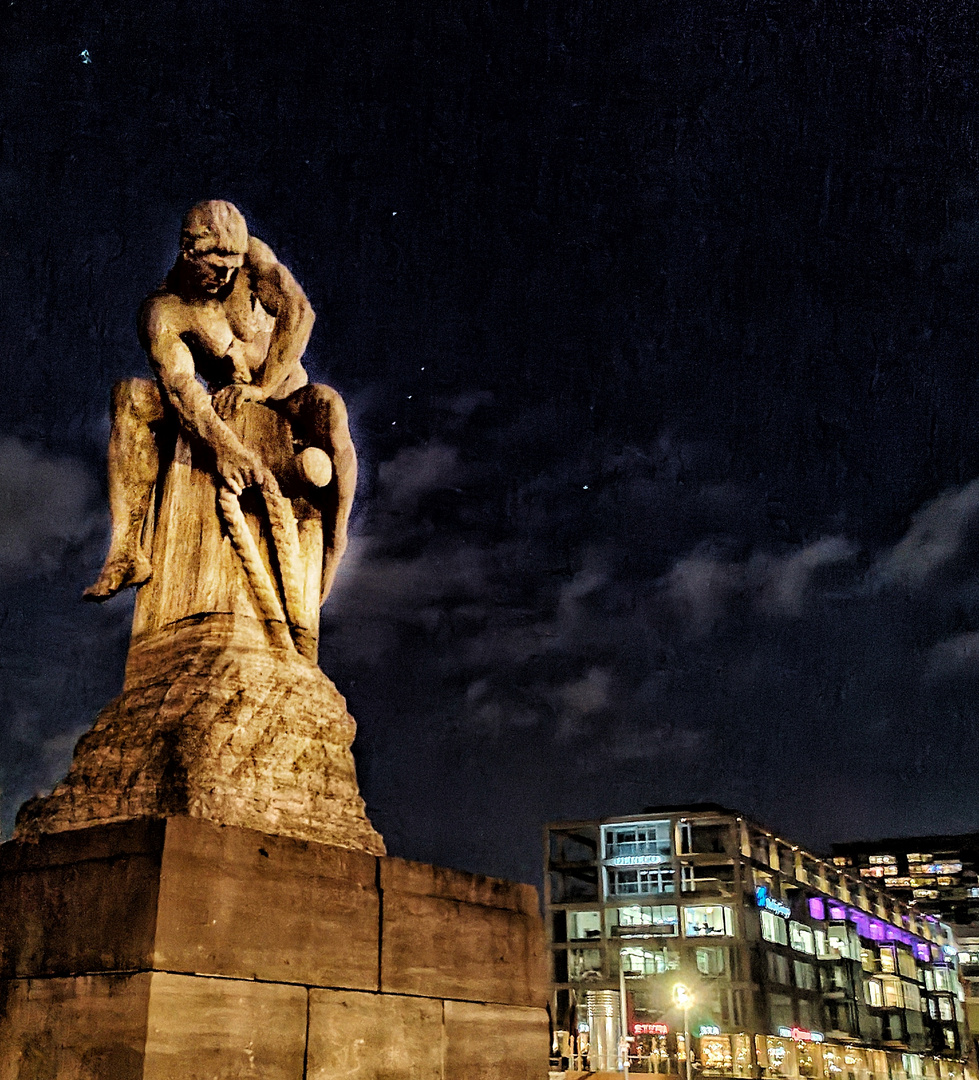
{"left": 4, "top": 0, "right": 979, "bottom": 886}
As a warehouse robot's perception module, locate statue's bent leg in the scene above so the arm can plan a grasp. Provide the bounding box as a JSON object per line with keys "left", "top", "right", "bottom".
{"left": 83, "top": 378, "right": 165, "bottom": 601}
{"left": 275, "top": 383, "right": 357, "bottom": 602}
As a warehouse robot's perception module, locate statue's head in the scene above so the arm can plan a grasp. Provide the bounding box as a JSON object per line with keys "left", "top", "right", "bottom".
{"left": 178, "top": 200, "right": 248, "bottom": 295}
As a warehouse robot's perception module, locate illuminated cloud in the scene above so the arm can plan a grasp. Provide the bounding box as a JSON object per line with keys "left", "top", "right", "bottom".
{"left": 0, "top": 438, "right": 97, "bottom": 583}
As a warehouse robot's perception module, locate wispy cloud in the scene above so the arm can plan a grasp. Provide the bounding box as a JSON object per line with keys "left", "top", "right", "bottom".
{"left": 0, "top": 438, "right": 97, "bottom": 583}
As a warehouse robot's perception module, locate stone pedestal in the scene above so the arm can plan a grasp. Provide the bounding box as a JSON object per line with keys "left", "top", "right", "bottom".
{"left": 0, "top": 816, "right": 549, "bottom": 1079}
{"left": 14, "top": 616, "right": 385, "bottom": 854}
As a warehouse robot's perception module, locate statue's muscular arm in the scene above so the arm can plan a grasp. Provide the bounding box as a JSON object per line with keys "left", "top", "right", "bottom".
{"left": 138, "top": 296, "right": 268, "bottom": 496}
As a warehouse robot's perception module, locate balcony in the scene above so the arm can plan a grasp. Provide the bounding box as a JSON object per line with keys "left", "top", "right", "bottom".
{"left": 605, "top": 841, "right": 671, "bottom": 865}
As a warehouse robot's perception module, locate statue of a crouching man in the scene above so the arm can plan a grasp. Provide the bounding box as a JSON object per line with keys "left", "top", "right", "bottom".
{"left": 84, "top": 199, "right": 355, "bottom": 614}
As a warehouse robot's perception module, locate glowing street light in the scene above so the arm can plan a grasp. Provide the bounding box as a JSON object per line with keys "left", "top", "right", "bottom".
{"left": 674, "top": 983, "right": 694, "bottom": 1080}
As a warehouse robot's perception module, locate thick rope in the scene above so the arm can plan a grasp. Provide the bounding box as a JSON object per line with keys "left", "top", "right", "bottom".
{"left": 260, "top": 480, "right": 306, "bottom": 631}
{"left": 218, "top": 484, "right": 300, "bottom": 651}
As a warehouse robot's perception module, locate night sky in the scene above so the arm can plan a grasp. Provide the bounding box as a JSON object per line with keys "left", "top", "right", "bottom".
{"left": 4, "top": 0, "right": 979, "bottom": 887}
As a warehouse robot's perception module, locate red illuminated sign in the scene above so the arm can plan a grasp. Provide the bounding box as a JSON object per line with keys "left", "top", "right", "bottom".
{"left": 634, "top": 1023, "right": 669, "bottom": 1036}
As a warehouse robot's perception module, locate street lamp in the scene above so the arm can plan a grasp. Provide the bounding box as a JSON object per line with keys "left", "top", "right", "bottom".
{"left": 673, "top": 983, "right": 694, "bottom": 1080}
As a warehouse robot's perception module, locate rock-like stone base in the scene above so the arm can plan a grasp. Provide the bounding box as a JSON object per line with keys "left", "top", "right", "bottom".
{"left": 14, "top": 616, "right": 384, "bottom": 854}
{"left": 0, "top": 817, "right": 549, "bottom": 1079}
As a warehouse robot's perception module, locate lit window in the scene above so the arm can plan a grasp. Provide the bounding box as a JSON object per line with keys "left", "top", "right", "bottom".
{"left": 620, "top": 945, "right": 679, "bottom": 977}
{"left": 696, "top": 946, "right": 728, "bottom": 977}
{"left": 879, "top": 947, "right": 896, "bottom": 974}
{"left": 865, "top": 979, "right": 883, "bottom": 1007}
{"left": 568, "top": 948, "right": 602, "bottom": 978}
{"left": 567, "top": 910, "right": 602, "bottom": 940}
{"left": 610, "top": 905, "right": 679, "bottom": 936}
{"left": 881, "top": 977, "right": 905, "bottom": 1009}
{"left": 870, "top": 855, "right": 897, "bottom": 865}
{"left": 683, "top": 905, "right": 734, "bottom": 937}
{"left": 606, "top": 867, "right": 675, "bottom": 897}
{"left": 789, "top": 921, "right": 815, "bottom": 955}
{"left": 939, "top": 998, "right": 954, "bottom": 1021}
{"left": 761, "top": 910, "right": 789, "bottom": 946}
{"left": 828, "top": 925, "right": 855, "bottom": 960}
{"left": 604, "top": 821, "right": 672, "bottom": 863}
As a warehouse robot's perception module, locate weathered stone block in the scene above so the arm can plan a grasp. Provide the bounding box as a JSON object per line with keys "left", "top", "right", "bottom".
{"left": 306, "top": 989, "right": 444, "bottom": 1079}
{"left": 0, "top": 973, "right": 151, "bottom": 1080}
{"left": 379, "top": 858, "right": 547, "bottom": 1008}
{"left": 0, "top": 818, "right": 380, "bottom": 990}
{"left": 443, "top": 1000, "right": 549, "bottom": 1080}
{"left": 142, "top": 972, "right": 307, "bottom": 1080}
{"left": 153, "top": 817, "right": 379, "bottom": 989}
{"left": 0, "top": 819, "right": 165, "bottom": 979}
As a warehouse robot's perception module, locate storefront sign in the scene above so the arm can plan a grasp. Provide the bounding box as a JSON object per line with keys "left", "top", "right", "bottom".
{"left": 634, "top": 1023, "right": 669, "bottom": 1035}
{"left": 777, "top": 1027, "right": 824, "bottom": 1043}
{"left": 755, "top": 886, "right": 791, "bottom": 918}
{"left": 606, "top": 854, "right": 670, "bottom": 867}
{"left": 698, "top": 1025, "right": 721, "bottom": 1037}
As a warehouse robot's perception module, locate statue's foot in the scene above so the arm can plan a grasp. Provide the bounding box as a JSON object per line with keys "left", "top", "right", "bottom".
{"left": 83, "top": 551, "right": 153, "bottom": 602}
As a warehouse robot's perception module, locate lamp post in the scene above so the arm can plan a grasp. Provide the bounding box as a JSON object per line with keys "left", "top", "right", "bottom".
{"left": 673, "top": 983, "right": 694, "bottom": 1080}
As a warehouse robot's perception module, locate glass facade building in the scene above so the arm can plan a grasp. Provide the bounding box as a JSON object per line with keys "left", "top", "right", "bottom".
{"left": 545, "top": 805, "right": 973, "bottom": 1077}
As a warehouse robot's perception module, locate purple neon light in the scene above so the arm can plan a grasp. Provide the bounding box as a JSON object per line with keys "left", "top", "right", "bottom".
{"left": 808, "top": 898, "right": 826, "bottom": 921}
{"left": 868, "top": 920, "right": 886, "bottom": 943}
{"left": 828, "top": 904, "right": 846, "bottom": 921}
{"left": 913, "top": 943, "right": 930, "bottom": 962}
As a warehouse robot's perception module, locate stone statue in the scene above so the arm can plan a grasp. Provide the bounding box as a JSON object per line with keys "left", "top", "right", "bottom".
{"left": 83, "top": 199, "right": 354, "bottom": 659}
{"left": 15, "top": 202, "right": 384, "bottom": 854}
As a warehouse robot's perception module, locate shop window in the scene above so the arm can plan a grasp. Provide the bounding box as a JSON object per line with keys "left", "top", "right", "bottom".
{"left": 607, "top": 866, "right": 674, "bottom": 897}
{"left": 789, "top": 921, "right": 815, "bottom": 955}
{"left": 767, "top": 952, "right": 791, "bottom": 984}
{"left": 764, "top": 1035, "right": 790, "bottom": 1076}
{"left": 567, "top": 910, "right": 602, "bottom": 940}
{"left": 865, "top": 979, "right": 884, "bottom": 1007}
{"left": 701, "top": 1035, "right": 733, "bottom": 1072}
{"left": 761, "top": 910, "right": 789, "bottom": 946}
{"left": 604, "top": 820, "right": 672, "bottom": 863}
{"left": 683, "top": 905, "right": 734, "bottom": 937}
{"left": 794, "top": 960, "right": 817, "bottom": 990}
{"left": 609, "top": 904, "right": 678, "bottom": 936}
{"left": 568, "top": 948, "right": 603, "bottom": 979}
{"left": 697, "top": 945, "right": 728, "bottom": 977}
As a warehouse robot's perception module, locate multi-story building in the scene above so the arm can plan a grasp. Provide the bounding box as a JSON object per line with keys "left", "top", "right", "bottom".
{"left": 830, "top": 836, "right": 979, "bottom": 927}
{"left": 545, "top": 804, "right": 972, "bottom": 1077}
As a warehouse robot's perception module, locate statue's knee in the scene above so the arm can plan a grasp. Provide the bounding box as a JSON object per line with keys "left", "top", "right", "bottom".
{"left": 111, "top": 378, "right": 162, "bottom": 423}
